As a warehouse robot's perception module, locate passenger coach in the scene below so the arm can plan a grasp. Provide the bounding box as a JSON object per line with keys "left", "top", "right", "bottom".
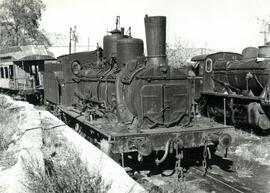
{"left": 0, "top": 45, "right": 54, "bottom": 103}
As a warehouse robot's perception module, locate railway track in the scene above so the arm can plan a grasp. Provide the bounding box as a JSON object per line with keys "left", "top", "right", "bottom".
{"left": 189, "top": 167, "right": 255, "bottom": 193}
{"left": 129, "top": 161, "right": 257, "bottom": 193}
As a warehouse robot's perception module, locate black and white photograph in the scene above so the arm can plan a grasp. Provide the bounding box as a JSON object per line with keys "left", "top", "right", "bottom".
{"left": 0, "top": 0, "right": 270, "bottom": 192}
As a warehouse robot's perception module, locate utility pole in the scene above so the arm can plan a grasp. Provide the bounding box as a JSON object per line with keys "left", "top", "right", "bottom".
{"left": 87, "top": 37, "right": 90, "bottom": 51}
{"left": 260, "top": 23, "right": 270, "bottom": 44}
{"left": 204, "top": 42, "right": 207, "bottom": 54}
{"left": 68, "top": 26, "right": 78, "bottom": 54}
{"left": 73, "top": 26, "right": 78, "bottom": 53}
{"left": 69, "top": 27, "right": 72, "bottom": 54}
{"left": 260, "top": 31, "right": 267, "bottom": 44}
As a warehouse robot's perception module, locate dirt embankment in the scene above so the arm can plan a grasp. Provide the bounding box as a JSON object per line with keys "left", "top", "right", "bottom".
{"left": 0, "top": 95, "right": 146, "bottom": 193}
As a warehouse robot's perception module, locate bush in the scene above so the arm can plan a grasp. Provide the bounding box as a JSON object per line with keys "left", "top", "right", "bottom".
{"left": 0, "top": 95, "right": 21, "bottom": 151}
{"left": 232, "top": 156, "right": 259, "bottom": 178}
{"left": 24, "top": 129, "right": 110, "bottom": 193}
{"left": 0, "top": 94, "right": 12, "bottom": 109}
{"left": 0, "top": 95, "right": 20, "bottom": 169}
{"left": 0, "top": 108, "right": 20, "bottom": 150}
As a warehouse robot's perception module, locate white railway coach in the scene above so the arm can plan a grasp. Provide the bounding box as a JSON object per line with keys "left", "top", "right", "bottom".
{"left": 0, "top": 45, "right": 55, "bottom": 103}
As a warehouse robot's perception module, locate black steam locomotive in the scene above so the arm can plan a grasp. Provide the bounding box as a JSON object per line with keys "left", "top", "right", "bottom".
{"left": 192, "top": 46, "right": 270, "bottom": 131}
{"left": 44, "top": 15, "right": 233, "bottom": 174}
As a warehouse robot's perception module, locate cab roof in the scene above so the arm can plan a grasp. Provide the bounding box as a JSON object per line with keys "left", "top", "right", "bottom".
{"left": 191, "top": 52, "right": 242, "bottom": 62}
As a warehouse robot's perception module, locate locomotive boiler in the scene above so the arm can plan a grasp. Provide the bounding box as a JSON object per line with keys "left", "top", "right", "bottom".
{"left": 44, "top": 15, "right": 234, "bottom": 175}
{"left": 192, "top": 46, "right": 270, "bottom": 131}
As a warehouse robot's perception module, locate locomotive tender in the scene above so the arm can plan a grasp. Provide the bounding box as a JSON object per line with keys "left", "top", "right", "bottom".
{"left": 192, "top": 46, "right": 270, "bottom": 131}
{"left": 0, "top": 45, "right": 54, "bottom": 103}
{"left": 44, "top": 15, "right": 233, "bottom": 174}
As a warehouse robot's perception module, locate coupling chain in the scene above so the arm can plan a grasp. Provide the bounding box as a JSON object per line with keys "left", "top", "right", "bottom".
{"left": 175, "top": 144, "right": 184, "bottom": 181}
{"left": 202, "top": 140, "right": 210, "bottom": 176}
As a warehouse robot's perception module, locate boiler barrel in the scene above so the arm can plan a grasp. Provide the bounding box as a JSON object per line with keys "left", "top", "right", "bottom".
{"left": 227, "top": 59, "right": 270, "bottom": 96}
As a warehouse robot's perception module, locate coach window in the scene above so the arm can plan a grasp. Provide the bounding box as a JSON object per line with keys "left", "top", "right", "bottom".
{"left": 0, "top": 67, "right": 4, "bottom": 78}
{"left": 9, "top": 65, "right": 14, "bottom": 79}
{"left": 4, "top": 67, "right": 9, "bottom": 78}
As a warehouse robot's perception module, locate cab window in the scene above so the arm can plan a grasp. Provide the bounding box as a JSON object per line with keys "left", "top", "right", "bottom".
{"left": 0, "top": 67, "right": 4, "bottom": 78}
{"left": 9, "top": 65, "right": 14, "bottom": 79}
{"left": 4, "top": 67, "right": 9, "bottom": 78}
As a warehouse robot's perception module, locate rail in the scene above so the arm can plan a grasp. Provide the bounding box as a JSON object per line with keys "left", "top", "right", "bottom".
{"left": 190, "top": 167, "right": 255, "bottom": 193}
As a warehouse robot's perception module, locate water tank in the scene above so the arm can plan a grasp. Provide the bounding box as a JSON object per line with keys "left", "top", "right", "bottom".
{"left": 258, "top": 45, "right": 270, "bottom": 58}
{"left": 242, "top": 47, "right": 258, "bottom": 59}
{"left": 117, "top": 37, "right": 144, "bottom": 68}
{"left": 103, "top": 29, "right": 121, "bottom": 59}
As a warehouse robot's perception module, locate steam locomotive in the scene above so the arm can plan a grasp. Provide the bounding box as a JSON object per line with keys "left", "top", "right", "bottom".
{"left": 192, "top": 46, "right": 270, "bottom": 131}
{"left": 44, "top": 15, "right": 233, "bottom": 174}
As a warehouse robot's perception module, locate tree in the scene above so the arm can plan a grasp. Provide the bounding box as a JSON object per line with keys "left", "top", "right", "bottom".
{"left": 0, "top": 0, "right": 50, "bottom": 47}
{"left": 166, "top": 37, "right": 197, "bottom": 67}
{"left": 257, "top": 17, "right": 270, "bottom": 44}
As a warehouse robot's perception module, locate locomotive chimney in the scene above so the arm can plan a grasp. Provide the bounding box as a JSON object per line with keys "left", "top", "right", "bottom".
{"left": 144, "top": 15, "right": 167, "bottom": 66}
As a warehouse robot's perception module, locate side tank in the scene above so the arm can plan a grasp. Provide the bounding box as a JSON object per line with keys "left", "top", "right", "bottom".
{"left": 227, "top": 45, "right": 270, "bottom": 96}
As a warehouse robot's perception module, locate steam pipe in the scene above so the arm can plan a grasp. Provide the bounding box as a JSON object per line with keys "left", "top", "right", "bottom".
{"left": 155, "top": 140, "right": 170, "bottom": 165}
{"left": 120, "top": 27, "right": 124, "bottom": 38}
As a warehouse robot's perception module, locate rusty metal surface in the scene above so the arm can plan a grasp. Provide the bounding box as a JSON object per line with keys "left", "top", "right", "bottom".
{"left": 242, "top": 47, "right": 258, "bottom": 59}
{"left": 43, "top": 16, "right": 236, "bottom": 161}
{"left": 193, "top": 52, "right": 242, "bottom": 93}
{"left": 103, "top": 29, "right": 121, "bottom": 58}
{"left": 227, "top": 59, "right": 270, "bottom": 96}
{"left": 59, "top": 104, "right": 233, "bottom": 153}
{"left": 144, "top": 15, "right": 167, "bottom": 66}
{"left": 258, "top": 45, "right": 270, "bottom": 58}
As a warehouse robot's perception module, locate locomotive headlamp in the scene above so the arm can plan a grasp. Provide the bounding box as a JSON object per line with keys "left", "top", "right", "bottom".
{"left": 218, "top": 133, "right": 232, "bottom": 148}
{"left": 71, "top": 61, "right": 81, "bottom": 75}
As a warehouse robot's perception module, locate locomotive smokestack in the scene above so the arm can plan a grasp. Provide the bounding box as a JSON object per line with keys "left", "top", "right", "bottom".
{"left": 144, "top": 15, "right": 167, "bottom": 66}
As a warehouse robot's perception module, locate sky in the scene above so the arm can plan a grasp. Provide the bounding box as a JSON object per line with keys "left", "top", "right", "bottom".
{"left": 38, "top": 0, "right": 270, "bottom": 53}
